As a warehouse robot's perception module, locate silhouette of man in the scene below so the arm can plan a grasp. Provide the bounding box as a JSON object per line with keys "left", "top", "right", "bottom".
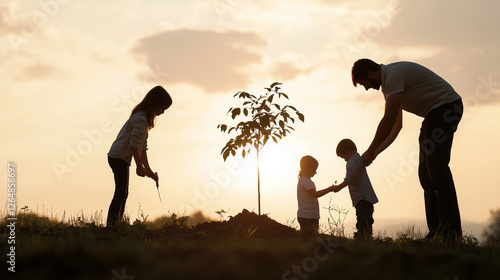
{"left": 351, "top": 59, "right": 463, "bottom": 241}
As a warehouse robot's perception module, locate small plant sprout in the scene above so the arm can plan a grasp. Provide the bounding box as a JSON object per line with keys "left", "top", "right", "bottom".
{"left": 324, "top": 198, "right": 349, "bottom": 237}
{"left": 134, "top": 202, "right": 149, "bottom": 225}
{"left": 217, "top": 82, "right": 304, "bottom": 215}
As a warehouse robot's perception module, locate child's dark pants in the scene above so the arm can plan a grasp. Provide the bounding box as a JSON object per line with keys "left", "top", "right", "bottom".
{"left": 298, "top": 217, "right": 319, "bottom": 234}
{"left": 355, "top": 200, "right": 374, "bottom": 238}
{"left": 418, "top": 99, "right": 463, "bottom": 240}
{"left": 107, "top": 156, "right": 129, "bottom": 227}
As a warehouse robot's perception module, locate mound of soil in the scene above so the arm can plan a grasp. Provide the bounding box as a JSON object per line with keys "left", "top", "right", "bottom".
{"left": 193, "top": 209, "right": 298, "bottom": 239}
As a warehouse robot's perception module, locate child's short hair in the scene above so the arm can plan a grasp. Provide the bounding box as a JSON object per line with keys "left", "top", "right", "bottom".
{"left": 299, "top": 155, "right": 318, "bottom": 177}
{"left": 336, "top": 139, "right": 357, "bottom": 156}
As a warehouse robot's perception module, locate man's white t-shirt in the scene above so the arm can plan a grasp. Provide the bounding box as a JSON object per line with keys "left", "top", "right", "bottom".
{"left": 297, "top": 176, "right": 320, "bottom": 219}
{"left": 381, "top": 61, "right": 461, "bottom": 117}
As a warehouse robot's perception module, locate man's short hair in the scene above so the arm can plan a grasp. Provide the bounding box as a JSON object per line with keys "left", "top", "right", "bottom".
{"left": 351, "top": 58, "right": 380, "bottom": 87}
{"left": 336, "top": 139, "right": 357, "bottom": 156}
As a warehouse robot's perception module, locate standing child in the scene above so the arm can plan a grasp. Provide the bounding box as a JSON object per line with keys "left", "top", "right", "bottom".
{"left": 106, "top": 85, "right": 172, "bottom": 227}
{"left": 297, "top": 155, "right": 335, "bottom": 233}
{"left": 332, "top": 139, "right": 378, "bottom": 238}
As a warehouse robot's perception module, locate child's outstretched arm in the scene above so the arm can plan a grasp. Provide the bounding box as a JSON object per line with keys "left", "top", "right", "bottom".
{"left": 332, "top": 181, "right": 347, "bottom": 193}
{"left": 307, "top": 186, "right": 335, "bottom": 198}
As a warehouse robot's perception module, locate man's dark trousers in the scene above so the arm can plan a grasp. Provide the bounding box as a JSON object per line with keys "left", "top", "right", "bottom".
{"left": 418, "top": 99, "right": 463, "bottom": 240}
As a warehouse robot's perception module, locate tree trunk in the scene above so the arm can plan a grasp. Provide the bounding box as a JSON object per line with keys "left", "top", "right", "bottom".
{"left": 257, "top": 149, "right": 261, "bottom": 215}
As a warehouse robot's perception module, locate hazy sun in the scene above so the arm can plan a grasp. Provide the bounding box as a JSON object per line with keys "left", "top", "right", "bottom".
{"left": 239, "top": 142, "right": 301, "bottom": 191}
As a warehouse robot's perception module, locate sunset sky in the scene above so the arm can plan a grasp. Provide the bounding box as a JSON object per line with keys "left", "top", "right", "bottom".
{"left": 2, "top": 0, "right": 499, "bottom": 236}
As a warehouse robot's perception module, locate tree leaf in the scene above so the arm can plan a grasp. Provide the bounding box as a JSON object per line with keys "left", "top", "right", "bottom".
{"left": 263, "top": 135, "right": 269, "bottom": 145}
{"left": 297, "top": 112, "right": 305, "bottom": 122}
{"left": 223, "top": 149, "right": 230, "bottom": 161}
{"left": 282, "top": 111, "right": 290, "bottom": 121}
{"left": 272, "top": 136, "right": 277, "bottom": 143}
{"left": 242, "top": 149, "right": 246, "bottom": 158}
{"left": 267, "top": 94, "right": 274, "bottom": 103}
{"left": 270, "top": 82, "right": 282, "bottom": 88}
{"left": 279, "top": 120, "right": 285, "bottom": 129}
{"left": 243, "top": 108, "right": 248, "bottom": 116}
{"left": 231, "top": 108, "right": 241, "bottom": 119}
{"left": 261, "top": 117, "right": 270, "bottom": 128}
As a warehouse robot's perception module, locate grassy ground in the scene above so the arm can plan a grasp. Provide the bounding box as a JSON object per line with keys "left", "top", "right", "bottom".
{"left": 1, "top": 210, "right": 500, "bottom": 280}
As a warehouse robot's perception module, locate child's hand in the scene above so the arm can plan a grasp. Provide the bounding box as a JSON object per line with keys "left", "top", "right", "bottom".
{"left": 329, "top": 181, "right": 338, "bottom": 193}
{"left": 145, "top": 169, "right": 156, "bottom": 180}
{"left": 136, "top": 165, "right": 147, "bottom": 177}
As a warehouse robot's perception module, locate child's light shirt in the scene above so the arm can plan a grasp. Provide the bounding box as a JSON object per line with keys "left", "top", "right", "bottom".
{"left": 108, "top": 111, "right": 149, "bottom": 165}
{"left": 345, "top": 153, "right": 378, "bottom": 207}
{"left": 297, "top": 176, "right": 320, "bottom": 219}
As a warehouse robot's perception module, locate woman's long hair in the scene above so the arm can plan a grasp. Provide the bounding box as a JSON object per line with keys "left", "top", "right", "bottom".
{"left": 131, "top": 86, "right": 172, "bottom": 130}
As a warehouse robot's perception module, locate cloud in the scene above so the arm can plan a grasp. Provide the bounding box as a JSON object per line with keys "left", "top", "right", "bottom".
{"left": 12, "top": 58, "right": 64, "bottom": 81}
{"left": 0, "top": 5, "right": 23, "bottom": 37}
{"left": 131, "top": 29, "right": 267, "bottom": 93}
{"left": 375, "top": 0, "right": 499, "bottom": 47}
{"left": 370, "top": 0, "right": 500, "bottom": 104}
{"left": 269, "top": 52, "right": 315, "bottom": 82}
{"left": 271, "top": 60, "right": 308, "bottom": 81}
